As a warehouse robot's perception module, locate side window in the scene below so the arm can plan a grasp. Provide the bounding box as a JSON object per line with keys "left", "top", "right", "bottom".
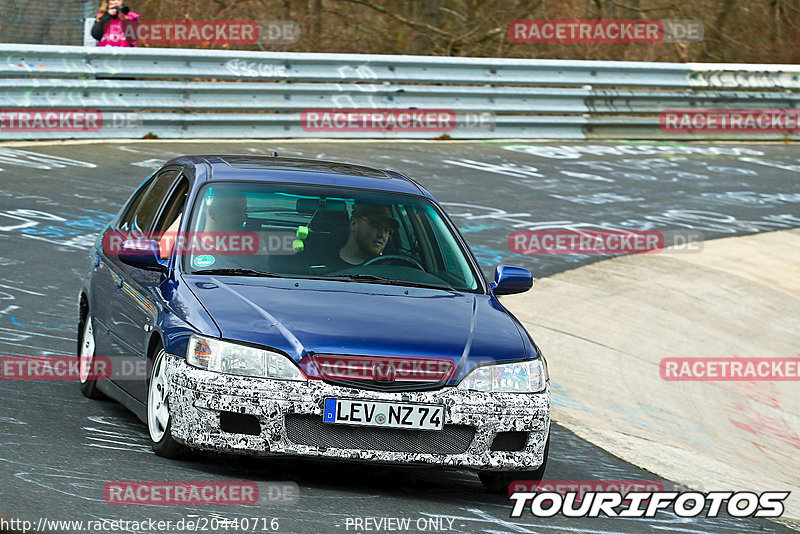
{"left": 153, "top": 177, "right": 189, "bottom": 235}
{"left": 118, "top": 176, "right": 155, "bottom": 231}
{"left": 132, "top": 169, "right": 180, "bottom": 234}
{"left": 393, "top": 205, "right": 415, "bottom": 254}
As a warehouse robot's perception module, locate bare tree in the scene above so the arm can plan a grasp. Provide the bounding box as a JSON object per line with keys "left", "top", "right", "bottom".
{"left": 700, "top": 0, "right": 737, "bottom": 61}
{"left": 121, "top": 0, "right": 800, "bottom": 63}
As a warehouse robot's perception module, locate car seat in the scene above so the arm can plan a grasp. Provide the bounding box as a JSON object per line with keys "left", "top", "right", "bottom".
{"left": 304, "top": 208, "right": 350, "bottom": 258}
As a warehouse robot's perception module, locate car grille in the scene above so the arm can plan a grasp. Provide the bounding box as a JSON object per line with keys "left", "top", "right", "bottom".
{"left": 305, "top": 354, "right": 455, "bottom": 392}
{"left": 285, "top": 414, "right": 475, "bottom": 455}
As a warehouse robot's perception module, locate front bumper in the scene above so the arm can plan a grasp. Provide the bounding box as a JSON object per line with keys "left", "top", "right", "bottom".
{"left": 166, "top": 354, "right": 550, "bottom": 471}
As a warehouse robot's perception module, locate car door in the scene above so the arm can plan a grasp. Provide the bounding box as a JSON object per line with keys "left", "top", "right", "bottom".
{"left": 108, "top": 168, "right": 182, "bottom": 401}
{"left": 90, "top": 173, "right": 155, "bottom": 361}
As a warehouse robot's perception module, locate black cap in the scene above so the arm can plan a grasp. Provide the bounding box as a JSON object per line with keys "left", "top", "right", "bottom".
{"left": 351, "top": 203, "right": 399, "bottom": 230}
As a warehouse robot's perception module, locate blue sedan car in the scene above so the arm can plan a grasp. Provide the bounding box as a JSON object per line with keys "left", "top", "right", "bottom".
{"left": 78, "top": 155, "right": 550, "bottom": 491}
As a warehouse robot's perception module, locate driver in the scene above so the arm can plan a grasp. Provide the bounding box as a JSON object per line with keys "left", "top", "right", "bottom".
{"left": 204, "top": 190, "right": 247, "bottom": 233}
{"left": 158, "top": 189, "right": 247, "bottom": 260}
{"left": 325, "top": 203, "right": 399, "bottom": 271}
{"left": 184, "top": 188, "right": 259, "bottom": 270}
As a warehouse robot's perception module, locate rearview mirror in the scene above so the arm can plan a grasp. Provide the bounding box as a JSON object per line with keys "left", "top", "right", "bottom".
{"left": 491, "top": 265, "right": 533, "bottom": 295}
{"left": 118, "top": 239, "right": 167, "bottom": 271}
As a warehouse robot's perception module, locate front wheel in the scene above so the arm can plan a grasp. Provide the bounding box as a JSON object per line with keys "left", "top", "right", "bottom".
{"left": 147, "top": 347, "right": 187, "bottom": 459}
{"left": 478, "top": 433, "right": 550, "bottom": 493}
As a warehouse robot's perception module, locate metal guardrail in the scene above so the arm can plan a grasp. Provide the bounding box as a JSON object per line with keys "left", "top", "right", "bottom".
{"left": 1, "top": 43, "right": 799, "bottom": 140}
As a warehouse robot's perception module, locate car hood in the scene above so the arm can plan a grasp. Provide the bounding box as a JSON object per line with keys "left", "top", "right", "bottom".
{"left": 184, "top": 276, "right": 528, "bottom": 382}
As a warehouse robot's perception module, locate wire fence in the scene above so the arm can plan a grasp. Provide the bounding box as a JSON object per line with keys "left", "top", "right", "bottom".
{"left": 0, "top": 0, "right": 94, "bottom": 46}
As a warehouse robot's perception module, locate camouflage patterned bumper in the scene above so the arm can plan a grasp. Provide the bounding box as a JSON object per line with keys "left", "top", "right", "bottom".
{"left": 166, "top": 354, "right": 550, "bottom": 472}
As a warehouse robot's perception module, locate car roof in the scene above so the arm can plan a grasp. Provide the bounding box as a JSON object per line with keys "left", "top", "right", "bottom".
{"left": 165, "top": 155, "right": 428, "bottom": 196}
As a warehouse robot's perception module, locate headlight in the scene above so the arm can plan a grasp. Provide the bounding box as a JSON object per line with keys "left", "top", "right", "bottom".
{"left": 186, "top": 335, "right": 305, "bottom": 381}
{"left": 457, "top": 359, "right": 547, "bottom": 393}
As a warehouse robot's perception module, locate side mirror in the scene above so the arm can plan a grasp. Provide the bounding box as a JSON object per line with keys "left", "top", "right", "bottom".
{"left": 118, "top": 239, "right": 167, "bottom": 271}
{"left": 491, "top": 265, "right": 533, "bottom": 295}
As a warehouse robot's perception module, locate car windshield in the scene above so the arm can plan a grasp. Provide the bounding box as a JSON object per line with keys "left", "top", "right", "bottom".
{"left": 181, "top": 182, "right": 481, "bottom": 292}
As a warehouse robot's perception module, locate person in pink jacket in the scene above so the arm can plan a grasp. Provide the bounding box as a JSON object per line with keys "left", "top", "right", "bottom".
{"left": 91, "top": 0, "right": 140, "bottom": 47}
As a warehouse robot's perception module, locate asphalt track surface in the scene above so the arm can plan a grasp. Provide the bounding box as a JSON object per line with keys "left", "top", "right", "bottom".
{"left": 0, "top": 140, "right": 798, "bottom": 534}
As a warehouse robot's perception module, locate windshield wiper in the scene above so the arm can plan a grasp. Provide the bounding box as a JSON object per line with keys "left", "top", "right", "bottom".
{"left": 324, "top": 274, "right": 456, "bottom": 291}
{"left": 192, "top": 268, "right": 289, "bottom": 278}
{"left": 399, "top": 280, "right": 457, "bottom": 291}
{"left": 323, "top": 274, "right": 396, "bottom": 283}
{"left": 191, "top": 270, "right": 458, "bottom": 291}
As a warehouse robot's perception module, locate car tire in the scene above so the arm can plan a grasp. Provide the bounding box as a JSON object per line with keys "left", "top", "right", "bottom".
{"left": 478, "top": 432, "right": 550, "bottom": 493}
{"left": 78, "top": 311, "right": 103, "bottom": 399}
{"left": 147, "top": 346, "right": 187, "bottom": 459}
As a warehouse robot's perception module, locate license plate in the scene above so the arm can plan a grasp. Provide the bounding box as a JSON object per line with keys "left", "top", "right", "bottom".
{"left": 323, "top": 398, "right": 443, "bottom": 431}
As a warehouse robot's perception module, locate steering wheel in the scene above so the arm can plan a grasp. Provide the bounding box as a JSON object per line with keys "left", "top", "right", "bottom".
{"left": 363, "top": 254, "right": 425, "bottom": 270}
